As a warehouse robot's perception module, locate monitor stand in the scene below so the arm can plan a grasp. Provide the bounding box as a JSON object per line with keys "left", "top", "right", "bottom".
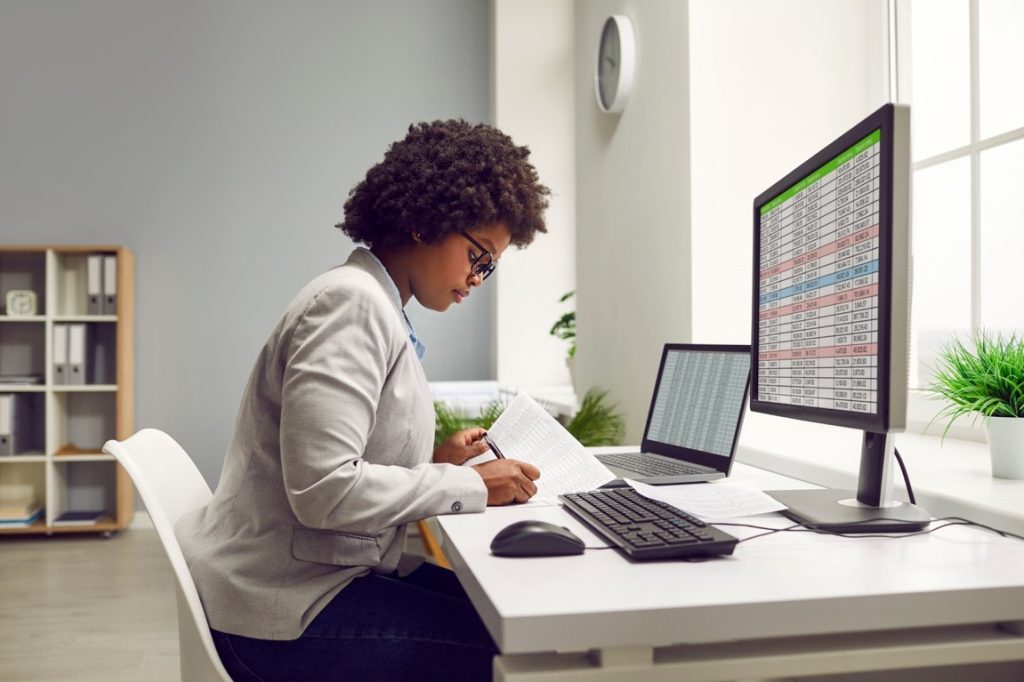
{"left": 769, "top": 431, "right": 931, "bottom": 533}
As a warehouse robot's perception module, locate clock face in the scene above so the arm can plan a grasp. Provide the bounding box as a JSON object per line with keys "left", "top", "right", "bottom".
{"left": 597, "top": 18, "right": 621, "bottom": 110}
{"left": 6, "top": 290, "right": 37, "bottom": 316}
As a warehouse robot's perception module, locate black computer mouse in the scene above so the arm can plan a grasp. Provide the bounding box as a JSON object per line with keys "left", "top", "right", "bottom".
{"left": 489, "top": 520, "right": 585, "bottom": 557}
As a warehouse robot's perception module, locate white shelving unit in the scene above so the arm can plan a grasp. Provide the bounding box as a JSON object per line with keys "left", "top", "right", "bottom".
{"left": 0, "top": 245, "right": 134, "bottom": 535}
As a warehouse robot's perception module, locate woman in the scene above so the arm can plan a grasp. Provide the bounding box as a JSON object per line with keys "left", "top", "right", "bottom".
{"left": 176, "top": 120, "right": 550, "bottom": 681}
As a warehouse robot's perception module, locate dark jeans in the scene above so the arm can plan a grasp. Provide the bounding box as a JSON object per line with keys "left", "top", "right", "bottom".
{"left": 212, "top": 562, "right": 497, "bottom": 682}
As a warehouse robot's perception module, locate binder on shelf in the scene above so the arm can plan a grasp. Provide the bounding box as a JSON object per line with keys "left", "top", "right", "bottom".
{"left": 0, "top": 394, "right": 10, "bottom": 455}
{"left": 87, "top": 254, "right": 103, "bottom": 315}
{"left": 101, "top": 254, "right": 117, "bottom": 315}
{"left": 67, "top": 323, "right": 89, "bottom": 385}
{"left": 53, "top": 510, "right": 105, "bottom": 526}
{"left": 0, "top": 393, "right": 37, "bottom": 456}
{"left": 53, "top": 323, "right": 69, "bottom": 385}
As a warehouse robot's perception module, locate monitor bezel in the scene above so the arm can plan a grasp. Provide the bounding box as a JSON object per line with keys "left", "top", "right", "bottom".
{"left": 639, "top": 343, "right": 752, "bottom": 473}
{"left": 750, "top": 103, "right": 896, "bottom": 432}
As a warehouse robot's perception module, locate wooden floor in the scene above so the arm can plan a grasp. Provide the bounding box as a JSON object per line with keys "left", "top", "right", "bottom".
{"left": 0, "top": 529, "right": 179, "bottom": 681}
{"left": 0, "top": 523, "right": 438, "bottom": 681}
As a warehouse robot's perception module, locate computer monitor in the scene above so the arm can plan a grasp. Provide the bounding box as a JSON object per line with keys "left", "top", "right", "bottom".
{"left": 751, "top": 103, "right": 929, "bottom": 532}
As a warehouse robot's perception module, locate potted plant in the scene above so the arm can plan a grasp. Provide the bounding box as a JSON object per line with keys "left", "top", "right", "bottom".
{"left": 550, "top": 291, "right": 576, "bottom": 389}
{"left": 927, "top": 332, "right": 1024, "bottom": 479}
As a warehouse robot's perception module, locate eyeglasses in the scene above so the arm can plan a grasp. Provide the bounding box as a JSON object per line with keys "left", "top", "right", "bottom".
{"left": 460, "top": 231, "right": 497, "bottom": 281}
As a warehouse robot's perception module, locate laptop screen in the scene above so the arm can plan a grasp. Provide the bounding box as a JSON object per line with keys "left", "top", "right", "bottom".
{"left": 643, "top": 345, "right": 751, "bottom": 466}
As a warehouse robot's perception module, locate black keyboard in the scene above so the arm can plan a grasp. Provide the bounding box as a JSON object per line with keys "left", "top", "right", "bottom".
{"left": 596, "top": 452, "right": 705, "bottom": 477}
{"left": 559, "top": 488, "right": 738, "bottom": 561}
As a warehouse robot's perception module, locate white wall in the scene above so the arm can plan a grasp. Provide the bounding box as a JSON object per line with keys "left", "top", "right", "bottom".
{"left": 688, "top": 0, "right": 888, "bottom": 445}
{"left": 689, "top": 0, "right": 887, "bottom": 344}
{"left": 491, "top": 0, "right": 576, "bottom": 389}
{"left": 575, "top": 0, "right": 693, "bottom": 442}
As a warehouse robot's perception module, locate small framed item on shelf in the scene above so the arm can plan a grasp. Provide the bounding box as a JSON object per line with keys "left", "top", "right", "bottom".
{"left": 5, "top": 289, "right": 37, "bottom": 317}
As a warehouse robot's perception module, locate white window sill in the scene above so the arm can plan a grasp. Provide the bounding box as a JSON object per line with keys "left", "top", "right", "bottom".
{"left": 737, "top": 409, "right": 1024, "bottom": 535}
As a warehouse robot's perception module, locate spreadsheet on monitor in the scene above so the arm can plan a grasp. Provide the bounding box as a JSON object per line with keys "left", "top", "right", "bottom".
{"left": 756, "top": 129, "right": 881, "bottom": 415}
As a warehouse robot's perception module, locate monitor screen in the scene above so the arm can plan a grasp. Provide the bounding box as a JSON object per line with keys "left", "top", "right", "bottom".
{"left": 642, "top": 345, "right": 750, "bottom": 462}
{"left": 757, "top": 131, "right": 881, "bottom": 415}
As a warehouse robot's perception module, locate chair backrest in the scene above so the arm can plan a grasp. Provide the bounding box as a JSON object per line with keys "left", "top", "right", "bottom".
{"left": 104, "top": 429, "right": 232, "bottom": 682}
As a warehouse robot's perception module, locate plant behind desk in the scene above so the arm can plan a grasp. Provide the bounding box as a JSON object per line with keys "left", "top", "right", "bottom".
{"left": 434, "top": 387, "right": 624, "bottom": 447}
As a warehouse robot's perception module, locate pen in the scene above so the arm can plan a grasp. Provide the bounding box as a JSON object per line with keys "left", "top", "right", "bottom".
{"left": 482, "top": 432, "right": 506, "bottom": 459}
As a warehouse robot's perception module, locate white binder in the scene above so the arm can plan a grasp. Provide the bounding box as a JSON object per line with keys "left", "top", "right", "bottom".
{"left": 0, "top": 394, "right": 11, "bottom": 455}
{"left": 67, "top": 323, "right": 88, "bottom": 385}
{"left": 87, "top": 254, "right": 103, "bottom": 315}
{"left": 53, "top": 324, "right": 69, "bottom": 385}
{"left": 102, "top": 254, "right": 117, "bottom": 314}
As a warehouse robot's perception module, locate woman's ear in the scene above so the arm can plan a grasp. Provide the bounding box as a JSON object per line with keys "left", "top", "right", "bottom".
{"left": 411, "top": 231, "right": 423, "bottom": 243}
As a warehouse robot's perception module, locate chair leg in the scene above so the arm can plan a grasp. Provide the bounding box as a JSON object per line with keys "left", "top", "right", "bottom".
{"left": 416, "top": 519, "right": 450, "bottom": 568}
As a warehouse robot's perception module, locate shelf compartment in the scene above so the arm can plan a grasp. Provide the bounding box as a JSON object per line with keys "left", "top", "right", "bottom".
{"left": 51, "top": 321, "right": 117, "bottom": 386}
{"left": 53, "top": 251, "right": 118, "bottom": 317}
{"left": 0, "top": 460, "right": 46, "bottom": 531}
{"left": 48, "top": 391, "right": 116, "bottom": 455}
{"left": 0, "top": 251, "right": 47, "bottom": 316}
{"left": 0, "top": 391, "right": 45, "bottom": 456}
{"left": 0, "top": 322, "right": 46, "bottom": 385}
{"left": 49, "top": 459, "right": 117, "bottom": 526}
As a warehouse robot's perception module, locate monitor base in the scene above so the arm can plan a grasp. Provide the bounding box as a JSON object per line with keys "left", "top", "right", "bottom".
{"left": 768, "top": 488, "right": 931, "bottom": 533}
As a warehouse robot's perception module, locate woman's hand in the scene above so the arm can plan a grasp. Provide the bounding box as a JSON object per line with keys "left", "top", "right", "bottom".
{"left": 471, "top": 459, "right": 541, "bottom": 505}
{"left": 433, "top": 427, "right": 491, "bottom": 466}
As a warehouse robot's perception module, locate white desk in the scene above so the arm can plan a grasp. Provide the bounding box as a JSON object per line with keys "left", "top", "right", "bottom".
{"left": 437, "top": 457, "right": 1024, "bottom": 681}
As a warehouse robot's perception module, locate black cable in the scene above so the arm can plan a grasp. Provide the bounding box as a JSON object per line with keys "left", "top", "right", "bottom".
{"left": 893, "top": 447, "right": 916, "bottom": 505}
{"left": 714, "top": 515, "right": 1024, "bottom": 543}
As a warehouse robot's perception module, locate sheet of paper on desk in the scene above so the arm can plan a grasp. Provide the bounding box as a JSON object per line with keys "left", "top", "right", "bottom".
{"left": 626, "top": 479, "right": 788, "bottom": 521}
{"left": 476, "top": 393, "right": 616, "bottom": 504}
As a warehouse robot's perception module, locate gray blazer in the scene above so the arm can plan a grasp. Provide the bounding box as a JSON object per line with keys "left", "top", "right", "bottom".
{"left": 175, "top": 248, "right": 488, "bottom": 640}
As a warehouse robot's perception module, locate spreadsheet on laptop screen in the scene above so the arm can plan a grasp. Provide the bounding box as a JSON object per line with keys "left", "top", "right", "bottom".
{"left": 756, "top": 129, "right": 881, "bottom": 415}
{"left": 646, "top": 350, "right": 749, "bottom": 457}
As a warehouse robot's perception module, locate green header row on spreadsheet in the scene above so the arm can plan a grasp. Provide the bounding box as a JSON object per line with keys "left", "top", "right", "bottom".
{"left": 759, "top": 129, "right": 882, "bottom": 216}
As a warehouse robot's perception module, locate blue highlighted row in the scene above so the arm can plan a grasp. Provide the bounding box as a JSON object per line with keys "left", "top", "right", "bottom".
{"left": 760, "top": 259, "right": 878, "bottom": 305}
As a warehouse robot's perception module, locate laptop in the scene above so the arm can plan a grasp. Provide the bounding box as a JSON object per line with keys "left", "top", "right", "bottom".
{"left": 597, "top": 343, "right": 751, "bottom": 486}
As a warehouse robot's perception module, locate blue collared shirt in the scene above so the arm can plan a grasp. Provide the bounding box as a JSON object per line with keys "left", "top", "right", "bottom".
{"left": 359, "top": 248, "right": 427, "bottom": 362}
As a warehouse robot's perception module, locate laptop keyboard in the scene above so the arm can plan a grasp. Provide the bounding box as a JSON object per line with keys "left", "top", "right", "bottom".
{"left": 560, "top": 488, "right": 738, "bottom": 560}
{"left": 597, "top": 452, "right": 706, "bottom": 477}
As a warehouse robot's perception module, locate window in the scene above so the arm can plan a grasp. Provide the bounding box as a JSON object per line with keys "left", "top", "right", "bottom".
{"left": 895, "top": 0, "right": 1024, "bottom": 432}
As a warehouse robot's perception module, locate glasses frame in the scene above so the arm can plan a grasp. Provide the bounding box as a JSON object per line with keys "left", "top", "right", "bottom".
{"left": 460, "top": 231, "right": 497, "bottom": 281}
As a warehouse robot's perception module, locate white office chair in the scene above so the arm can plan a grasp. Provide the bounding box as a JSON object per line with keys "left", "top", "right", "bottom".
{"left": 103, "top": 429, "right": 232, "bottom": 682}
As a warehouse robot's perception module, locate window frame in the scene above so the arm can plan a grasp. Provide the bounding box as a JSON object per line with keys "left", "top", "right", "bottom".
{"left": 892, "top": 0, "right": 1024, "bottom": 439}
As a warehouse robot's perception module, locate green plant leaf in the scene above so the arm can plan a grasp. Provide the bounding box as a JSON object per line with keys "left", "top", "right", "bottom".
{"left": 566, "top": 388, "right": 625, "bottom": 446}
{"left": 924, "top": 331, "right": 1024, "bottom": 439}
{"left": 433, "top": 399, "right": 508, "bottom": 447}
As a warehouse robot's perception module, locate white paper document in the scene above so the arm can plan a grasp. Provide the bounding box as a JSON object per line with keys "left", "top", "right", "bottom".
{"left": 470, "top": 393, "right": 616, "bottom": 504}
{"left": 626, "top": 478, "right": 788, "bottom": 521}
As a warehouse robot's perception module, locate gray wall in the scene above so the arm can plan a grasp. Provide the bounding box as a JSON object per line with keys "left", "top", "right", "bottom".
{"left": 0, "top": 0, "right": 494, "bottom": 488}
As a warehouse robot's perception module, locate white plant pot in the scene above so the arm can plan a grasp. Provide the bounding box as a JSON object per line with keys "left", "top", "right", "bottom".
{"left": 986, "top": 417, "right": 1024, "bottom": 480}
{"left": 566, "top": 355, "right": 577, "bottom": 393}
